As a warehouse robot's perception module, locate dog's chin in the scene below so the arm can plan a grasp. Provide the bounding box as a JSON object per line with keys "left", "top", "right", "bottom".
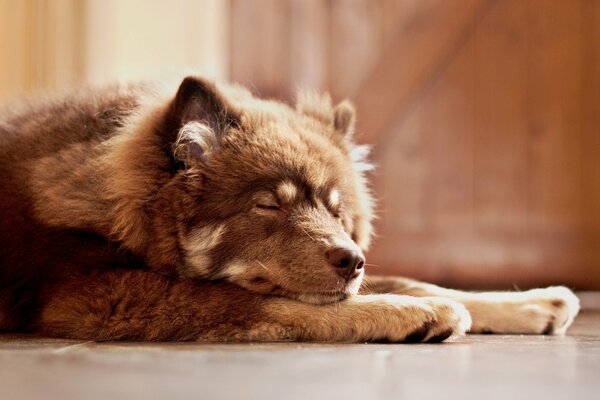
{"left": 230, "top": 273, "right": 364, "bottom": 305}
{"left": 272, "top": 274, "right": 364, "bottom": 305}
{"left": 288, "top": 291, "right": 348, "bottom": 305}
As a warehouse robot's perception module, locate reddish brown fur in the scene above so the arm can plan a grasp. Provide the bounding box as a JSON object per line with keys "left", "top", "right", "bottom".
{"left": 0, "top": 77, "right": 378, "bottom": 340}
{"left": 0, "top": 77, "right": 577, "bottom": 342}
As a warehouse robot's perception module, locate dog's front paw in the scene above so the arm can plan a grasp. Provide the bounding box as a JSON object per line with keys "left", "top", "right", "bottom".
{"left": 518, "top": 286, "right": 580, "bottom": 335}
{"left": 402, "top": 297, "right": 472, "bottom": 343}
{"left": 470, "top": 286, "right": 580, "bottom": 335}
{"left": 356, "top": 295, "right": 472, "bottom": 343}
{"left": 263, "top": 294, "right": 472, "bottom": 343}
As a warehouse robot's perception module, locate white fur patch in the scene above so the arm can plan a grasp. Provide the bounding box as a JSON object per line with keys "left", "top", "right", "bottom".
{"left": 329, "top": 189, "right": 340, "bottom": 208}
{"left": 277, "top": 181, "right": 298, "bottom": 203}
{"left": 219, "top": 261, "right": 248, "bottom": 279}
{"left": 350, "top": 145, "right": 374, "bottom": 172}
{"left": 182, "top": 224, "right": 225, "bottom": 276}
{"left": 173, "top": 121, "right": 217, "bottom": 165}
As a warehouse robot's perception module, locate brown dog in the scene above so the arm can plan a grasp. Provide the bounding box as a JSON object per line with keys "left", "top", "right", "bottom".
{"left": 0, "top": 77, "right": 579, "bottom": 342}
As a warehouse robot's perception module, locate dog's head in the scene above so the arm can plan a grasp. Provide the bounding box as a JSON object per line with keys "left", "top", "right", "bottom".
{"left": 164, "top": 77, "right": 374, "bottom": 304}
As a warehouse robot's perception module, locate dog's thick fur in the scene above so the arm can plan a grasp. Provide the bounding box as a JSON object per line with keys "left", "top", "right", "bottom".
{"left": 0, "top": 77, "right": 579, "bottom": 342}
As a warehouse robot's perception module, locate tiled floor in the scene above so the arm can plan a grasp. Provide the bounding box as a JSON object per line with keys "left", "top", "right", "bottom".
{"left": 1, "top": 300, "right": 599, "bottom": 400}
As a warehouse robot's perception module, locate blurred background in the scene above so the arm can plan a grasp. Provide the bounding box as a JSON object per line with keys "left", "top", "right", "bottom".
{"left": 0, "top": 0, "right": 598, "bottom": 290}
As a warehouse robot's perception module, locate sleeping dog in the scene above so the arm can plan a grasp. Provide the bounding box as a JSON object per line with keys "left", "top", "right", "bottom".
{"left": 0, "top": 77, "right": 579, "bottom": 341}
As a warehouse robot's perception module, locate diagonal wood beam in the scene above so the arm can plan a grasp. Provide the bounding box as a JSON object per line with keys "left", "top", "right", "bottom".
{"left": 352, "top": 0, "right": 495, "bottom": 144}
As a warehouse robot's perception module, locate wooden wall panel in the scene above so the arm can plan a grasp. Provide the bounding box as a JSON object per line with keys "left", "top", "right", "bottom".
{"left": 353, "top": 0, "right": 492, "bottom": 144}
{"left": 527, "top": 0, "right": 585, "bottom": 229}
{"left": 1, "top": 1, "right": 596, "bottom": 289}
{"left": 424, "top": 33, "right": 476, "bottom": 231}
{"left": 378, "top": 103, "right": 427, "bottom": 233}
{"left": 230, "top": 0, "right": 292, "bottom": 98}
{"left": 0, "top": 0, "right": 85, "bottom": 103}
{"left": 473, "top": 0, "right": 529, "bottom": 230}
{"left": 0, "top": 0, "right": 230, "bottom": 102}
{"left": 329, "top": 0, "right": 382, "bottom": 98}
{"left": 228, "top": 0, "right": 600, "bottom": 289}
{"left": 585, "top": 0, "right": 600, "bottom": 229}
{"left": 288, "top": 0, "right": 330, "bottom": 92}
{"left": 84, "top": 0, "right": 229, "bottom": 85}
{"left": 366, "top": 0, "right": 600, "bottom": 289}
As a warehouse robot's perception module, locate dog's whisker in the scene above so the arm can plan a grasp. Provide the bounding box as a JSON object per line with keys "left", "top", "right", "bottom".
{"left": 360, "top": 279, "right": 374, "bottom": 294}
{"left": 298, "top": 226, "right": 317, "bottom": 243}
{"left": 256, "top": 261, "right": 270, "bottom": 272}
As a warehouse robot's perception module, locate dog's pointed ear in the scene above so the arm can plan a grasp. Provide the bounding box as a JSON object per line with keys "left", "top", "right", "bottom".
{"left": 166, "top": 76, "right": 239, "bottom": 166}
{"left": 333, "top": 100, "right": 356, "bottom": 139}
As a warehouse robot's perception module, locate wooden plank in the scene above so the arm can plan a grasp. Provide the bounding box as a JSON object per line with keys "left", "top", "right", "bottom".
{"left": 288, "top": 0, "right": 330, "bottom": 92}
{"left": 374, "top": 101, "right": 428, "bottom": 233}
{"left": 473, "top": 0, "right": 529, "bottom": 230}
{"left": 527, "top": 0, "right": 584, "bottom": 229}
{"left": 85, "top": 0, "right": 229, "bottom": 84}
{"left": 581, "top": 0, "right": 600, "bottom": 228}
{"left": 369, "top": 34, "right": 479, "bottom": 265}
{"left": 594, "top": 0, "right": 600, "bottom": 228}
{"left": 369, "top": 230, "right": 600, "bottom": 290}
{"left": 380, "top": 0, "right": 405, "bottom": 45}
{"left": 230, "top": 0, "right": 291, "bottom": 99}
{"left": 0, "top": 0, "right": 85, "bottom": 101}
{"left": 367, "top": 0, "right": 600, "bottom": 288}
{"left": 329, "top": 0, "right": 382, "bottom": 99}
{"left": 421, "top": 25, "right": 476, "bottom": 231}
{"left": 42, "top": 0, "right": 86, "bottom": 89}
{"left": 352, "top": 0, "right": 494, "bottom": 144}
{"left": 0, "top": 0, "right": 26, "bottom": 103}
{"left": 373, "top": 34, "right": 480, "bottom": 236}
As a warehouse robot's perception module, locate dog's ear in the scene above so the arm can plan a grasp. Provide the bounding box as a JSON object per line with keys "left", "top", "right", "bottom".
{"left": 166, "top": 76, "right": 239, "bottom": 166}
{"left": 333, "top": 100, "right": 356, "bottom": 139}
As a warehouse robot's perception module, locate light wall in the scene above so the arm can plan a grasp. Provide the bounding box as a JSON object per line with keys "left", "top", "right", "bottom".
{"left": 0, "top": 0, "right": 229, "bottom": 104}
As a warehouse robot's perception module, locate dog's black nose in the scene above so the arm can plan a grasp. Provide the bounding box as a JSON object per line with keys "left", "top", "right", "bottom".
{"left": 327, "top": 247, "right": 365, "bottom": 279}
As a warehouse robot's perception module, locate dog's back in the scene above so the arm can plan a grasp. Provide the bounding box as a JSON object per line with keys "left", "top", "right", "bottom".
{"left": 0, "top": 85, "right": 147, "bottom": 330}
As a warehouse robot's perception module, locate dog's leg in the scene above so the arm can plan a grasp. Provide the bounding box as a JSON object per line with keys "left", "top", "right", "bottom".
{"left": 361, "top": 275, "right": 580, "bottom": 335}
{"left": 39, "top": 270, "right": 471, "bottom": 342}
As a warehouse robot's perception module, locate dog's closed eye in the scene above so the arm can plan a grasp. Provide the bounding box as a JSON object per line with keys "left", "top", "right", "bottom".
{"left": 255, "top": 203, "right": 282, "bottom": 211}
{"left": 253, "top": 192, "right": 285, "bottom": 215}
